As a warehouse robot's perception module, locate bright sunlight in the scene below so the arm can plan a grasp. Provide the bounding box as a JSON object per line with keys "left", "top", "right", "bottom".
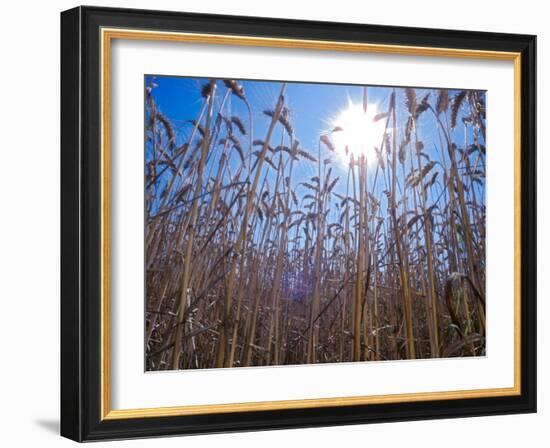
{"left": 331, "top": 101, "right": 387, "bottom": 167}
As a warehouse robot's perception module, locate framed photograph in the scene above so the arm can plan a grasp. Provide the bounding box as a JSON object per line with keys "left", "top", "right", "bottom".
{"left": 60, "top": 6, "right": 536, "bottom": 441}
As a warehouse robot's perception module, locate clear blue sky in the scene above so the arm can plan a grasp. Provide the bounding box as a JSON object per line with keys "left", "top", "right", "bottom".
{"left": 145, "top": 75, "right": 485, "bottom": 237}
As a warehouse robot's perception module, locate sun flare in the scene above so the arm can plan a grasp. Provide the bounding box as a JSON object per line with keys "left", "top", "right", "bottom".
{"left": 330, "top": 101, "right": 387, "bottom": 166}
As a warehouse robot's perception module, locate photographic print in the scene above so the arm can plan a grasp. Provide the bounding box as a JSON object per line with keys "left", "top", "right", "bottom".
{"left": 61, "top": 9, "right": 536, "bottom": 440}
{"left": 144, "top": 76, "right": 486, "bottom": 371}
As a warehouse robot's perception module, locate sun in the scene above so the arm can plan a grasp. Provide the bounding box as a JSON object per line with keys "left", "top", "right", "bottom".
{"left": 330, "top": 101, "right": 387, "bottom": 167}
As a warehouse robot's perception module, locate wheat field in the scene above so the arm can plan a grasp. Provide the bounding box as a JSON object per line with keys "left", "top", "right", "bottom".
{"left": 144, "top": 77, "right": 486, "bottom": 371}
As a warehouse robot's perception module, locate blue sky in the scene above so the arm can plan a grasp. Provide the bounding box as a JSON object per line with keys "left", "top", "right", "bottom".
{"left": 145, "top": 75, "right": 486, "bottom": 246}
{"left": 145, "top": 75, "right": 388, "bottom": 156}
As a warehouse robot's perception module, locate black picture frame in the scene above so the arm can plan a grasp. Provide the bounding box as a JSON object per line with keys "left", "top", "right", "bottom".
{"left": 61, "top": 5, "right": 536, "bottom": 442}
